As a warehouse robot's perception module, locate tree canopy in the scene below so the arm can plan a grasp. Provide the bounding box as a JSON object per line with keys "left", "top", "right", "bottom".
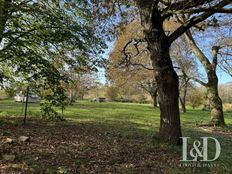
{"left": 0, "top": 0, "right": 106, "bottom": 82}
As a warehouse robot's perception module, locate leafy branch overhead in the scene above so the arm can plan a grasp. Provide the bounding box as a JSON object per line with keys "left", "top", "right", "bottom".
{"left": 0, "top": 0, "right": 108, "bottom": 117}
{"left": 0, "top": 0, "right": 107, "bottom": 83}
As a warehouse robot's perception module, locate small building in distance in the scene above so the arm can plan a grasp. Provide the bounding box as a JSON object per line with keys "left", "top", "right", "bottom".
{"left": 92, "top": 97, "right": 106, "bottom": 103}
{"left": 14, "top": 93, "right": 41, "bottom": 103}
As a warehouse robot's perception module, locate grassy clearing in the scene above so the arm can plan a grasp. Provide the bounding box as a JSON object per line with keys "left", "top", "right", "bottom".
{"left": 0, "top": 100, "right": 232, "bottom": 173}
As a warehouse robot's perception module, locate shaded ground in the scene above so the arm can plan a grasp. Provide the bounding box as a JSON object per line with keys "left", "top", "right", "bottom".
{"left": 0, "top": 117, "right": 180, "bottom": 174}
{"left": 0, "top": 101, "right": 232, "bottom": 174}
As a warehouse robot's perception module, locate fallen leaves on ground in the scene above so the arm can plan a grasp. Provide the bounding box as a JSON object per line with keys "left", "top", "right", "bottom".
{"left": 0, "top": 117, "right": 180, "bottom": 174}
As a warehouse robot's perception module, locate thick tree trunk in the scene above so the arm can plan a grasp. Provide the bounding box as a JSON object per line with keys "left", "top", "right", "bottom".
{"left": 137, "top": 3, "right": 182, "bottom": 145}
{"left": 207, "top": 72, "right": 225, "bottom": 126}
{"left": 157, "top": 69, "right": 182, "bottom": 145}
{"left": 150, "top": 41, "right": 182, "bottom": 145}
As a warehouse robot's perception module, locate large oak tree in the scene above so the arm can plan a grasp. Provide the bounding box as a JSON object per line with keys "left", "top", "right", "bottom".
{"left": 132, "top": 0, "right": 232, "bottom": 145}
{"left": 95, "top": 0, "right": 232, "bottom": 144}
{"left": 106, "top": 21, "right": 157, "bottom": 105}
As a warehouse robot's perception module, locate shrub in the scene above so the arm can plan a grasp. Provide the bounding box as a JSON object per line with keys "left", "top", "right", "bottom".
{"left": 40, "top": 102, "right": 62, "bottom": 121}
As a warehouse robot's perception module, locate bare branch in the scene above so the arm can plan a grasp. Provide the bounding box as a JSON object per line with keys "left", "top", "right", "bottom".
{"left": 138, "top": 80, "right": 157, "bottom": 94}
{"left": 164, "top": 0, "right": 212, "bottom": 11}
{"left": 170, "top": 7, "right": 232, "bottom": 14}
{"left": 219, "top": 64, "right": 232, "bottom": 77}
{"left": 212, "top": 46, "right": 220, "bottom": 70}
{"left": 219, "top": 51, "right": 232, "bottom": 56}
{"left": 119, "top": 39, "right": 154, "bottom": 71}
{"left": 168, "top": 0, "right": 231, "bottom": 44}
{"left": 190, "top": 76, "right": 208, "bottom": 86}
{"left": 184, "top": 30, "right": 211, "bottom": 69}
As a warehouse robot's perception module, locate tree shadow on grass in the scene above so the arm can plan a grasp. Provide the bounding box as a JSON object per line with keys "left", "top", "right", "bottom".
{"left": 1, "top": 117, "right": 232, "bottom": 174}
{"left": 0, "top": 117, "right": 180, "bottom": 174}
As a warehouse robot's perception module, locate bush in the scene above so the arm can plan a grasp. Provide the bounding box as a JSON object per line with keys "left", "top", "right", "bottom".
{"left": 114, "top": 97, "right": 134, "bottom": 103}
{"left": 40, "top": 86, "right": 69, "bottom": 120}
{"left": 40, "top": 102, "right": 62, "bottom": 121}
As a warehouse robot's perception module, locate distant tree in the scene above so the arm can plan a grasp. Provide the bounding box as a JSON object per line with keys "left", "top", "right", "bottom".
{"left": 188, "top": 89, "right": 204, "bottom": 109}
{"left": 66, "top": 71, "right": 99, "bottom": 101}
{"left": 87, "top": 82, "right": 105, "bottom": 99}
{"left": 106, "top": 21, "right": 156, "bottom": 105}
{"left": 219, "top": 83, "right": 232, "bottom": 103}
{"left": 171, "top": 38, "right": 198, "bottom": 113}
{"left": 105, "top": 85, "right": 119, "bottom": 101}
{"left": 217, "top": 19, "right": 232, "bottom": 76}
{"left": 184, "top": 29, "right": 226, "bottom": 125}
{"left": 138, "top": 80, "right": 158, "bottom": 107}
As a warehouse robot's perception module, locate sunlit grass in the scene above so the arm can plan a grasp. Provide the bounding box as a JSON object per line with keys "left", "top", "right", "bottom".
{"left": 0, "top": 99, "right": 232, "bottom": 173}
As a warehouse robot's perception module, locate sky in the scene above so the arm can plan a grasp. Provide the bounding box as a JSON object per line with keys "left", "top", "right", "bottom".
{"left": 97, "top": 41, "right": 114, "bottom": 84}
{"left": 197, "top": 61, "right": 232, "bottom": 84}
{"left": 217, "top": 71, "right": 231, "bottom": 84}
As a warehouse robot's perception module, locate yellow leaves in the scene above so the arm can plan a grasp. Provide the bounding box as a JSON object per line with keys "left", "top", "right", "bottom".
{"left": 163, "top": 19, "right": 181, "bottom": 32}
{"left": 40, "top": 88, "right": 53, "bottom": 98}
{"left": 109, "top": 20, "right": 146, "bottom": 67}
{"left": 107, "top": 21, "right": 153, "bottom": 95}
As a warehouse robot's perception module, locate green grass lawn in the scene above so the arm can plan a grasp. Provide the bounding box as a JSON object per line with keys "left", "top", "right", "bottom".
{"left": 0, "top": 100, "right": 232, "bottom": 173}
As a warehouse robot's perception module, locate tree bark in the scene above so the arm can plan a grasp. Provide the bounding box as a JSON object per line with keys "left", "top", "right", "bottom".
{"left": 179, "top": 72, "right": 189, "bottom": 113}
{"left": 148, "top": 36, "right": 182, "bottom": 145}
{"left": 137, "top": 4, "right": 182, "bottom": 145}
{"left": 151, "top": 44, "right": 182, "bottom": 145}
{"left": 184, "top": 31, "right": 225, "bottom": 126}
{"left": 151, "top": 89, "right": 158, "bottom": 107}
{"left": 207, "top": 71, "right": 225, "bottom": 126}
{"left": 179, "top": 97, "right": 186, "bottom": 113}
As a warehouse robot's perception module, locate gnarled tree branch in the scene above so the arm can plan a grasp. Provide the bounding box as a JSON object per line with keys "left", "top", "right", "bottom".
{"left": 119, "top": 38, "right": 154, "bottom": 71}
{"left": 168, "top": 0, "right": 232, "bottom": 44}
